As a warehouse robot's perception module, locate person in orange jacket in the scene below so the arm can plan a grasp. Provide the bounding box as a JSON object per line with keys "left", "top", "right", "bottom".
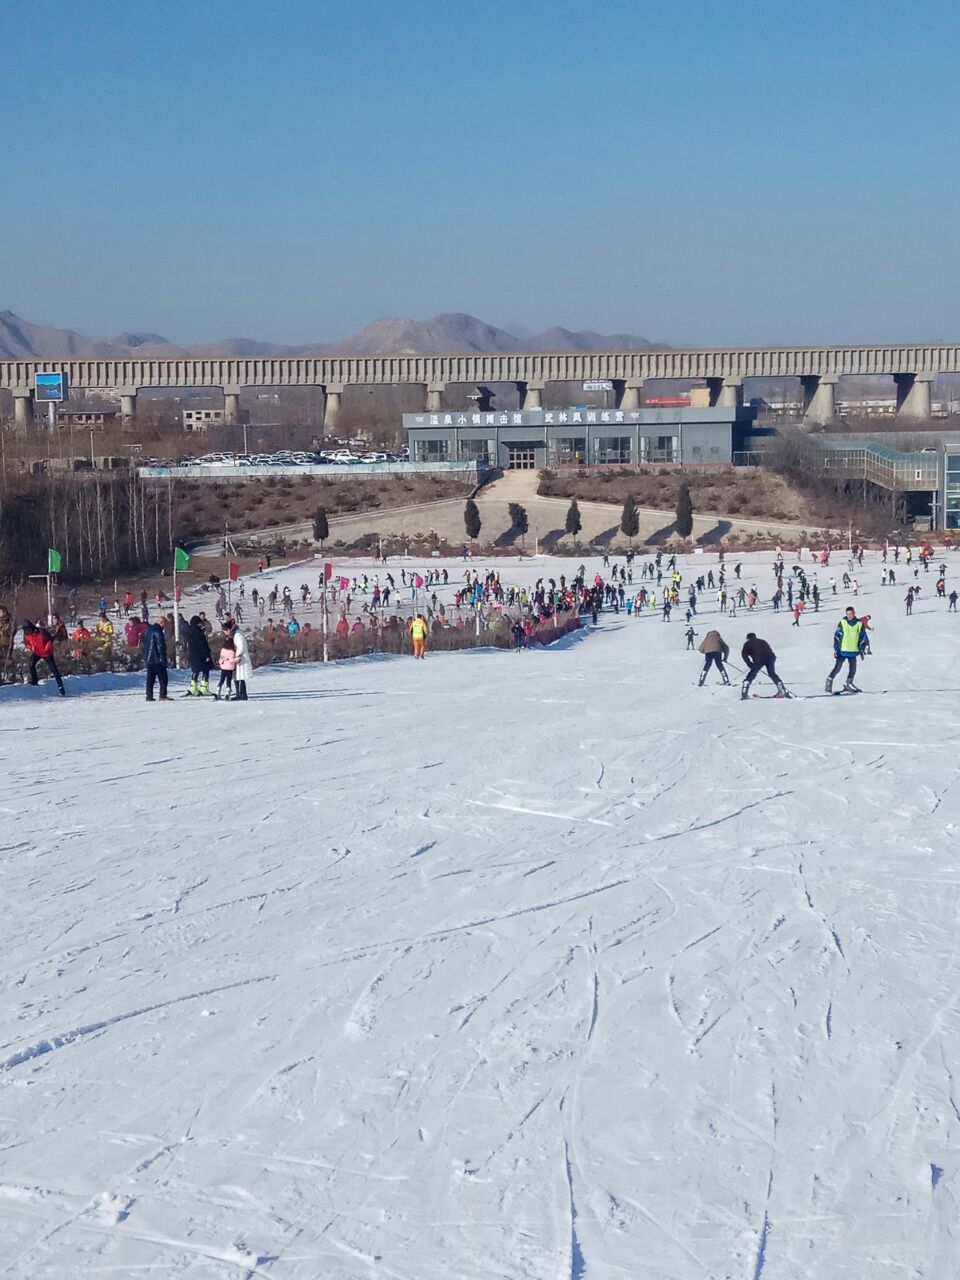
{"left": 409, "top": 613, "right": 428, "bottom": 659}
{"left": 71, "top": 620, "right": 91, "bottom": 658}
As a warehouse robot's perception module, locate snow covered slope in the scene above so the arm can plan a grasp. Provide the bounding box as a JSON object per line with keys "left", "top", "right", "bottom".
{"left": 2, "top": 552, "right": 960, "bottom": 1278}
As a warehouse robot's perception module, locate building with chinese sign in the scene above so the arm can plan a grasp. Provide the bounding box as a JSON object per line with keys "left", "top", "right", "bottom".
{"left": 402, "top": 404, "right": 757, "bottom": 469}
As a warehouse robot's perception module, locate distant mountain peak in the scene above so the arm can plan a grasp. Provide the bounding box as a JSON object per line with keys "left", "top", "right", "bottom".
{"left": 0, "top": 309, "right": 665, "bottom": 360}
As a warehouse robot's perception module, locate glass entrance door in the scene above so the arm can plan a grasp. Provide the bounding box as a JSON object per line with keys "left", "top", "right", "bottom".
{"left": 508, "top": 446, "right": 537, "bottom": 470}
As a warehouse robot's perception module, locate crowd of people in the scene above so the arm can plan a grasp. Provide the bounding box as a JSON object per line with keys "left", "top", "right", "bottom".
{"left": 3, "top": 537, "right": 956, "bottom": 702}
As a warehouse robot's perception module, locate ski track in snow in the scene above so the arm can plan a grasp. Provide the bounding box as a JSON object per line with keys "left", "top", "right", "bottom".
{"left": 3, "top": 548, "right": 960, "bottom": 1277}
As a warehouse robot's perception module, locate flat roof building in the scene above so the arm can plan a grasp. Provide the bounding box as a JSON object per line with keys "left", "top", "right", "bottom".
{"left": 57, "top": 408, "right": 119, "bottom": 427}
{"left": 403, "top": 405, "right": 757, "bottom": 470}
{"left": 183, "top": 408, "right": 226, "bottom": 432}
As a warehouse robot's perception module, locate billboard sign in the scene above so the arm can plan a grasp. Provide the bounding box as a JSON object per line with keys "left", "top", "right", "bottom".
{"left": 35, "top": 372, "right": 69, "bottom": 402}
{"left": 583, "top": 380, "right": 614, "bottom": 392}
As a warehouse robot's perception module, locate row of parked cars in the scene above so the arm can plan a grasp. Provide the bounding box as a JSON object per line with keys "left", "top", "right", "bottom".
{"left": 157, "top": 448, "right": 410, "bottom": 469}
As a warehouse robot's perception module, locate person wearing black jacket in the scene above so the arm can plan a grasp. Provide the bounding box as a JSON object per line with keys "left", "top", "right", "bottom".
{"left": 186, "top": 615, "right": 214, "bottom": 696}
{"left": 142, "top": 616, "right": 169, "bottom": 701}
{"left": 740, "top": 632, "right": 790, "bottom": 699}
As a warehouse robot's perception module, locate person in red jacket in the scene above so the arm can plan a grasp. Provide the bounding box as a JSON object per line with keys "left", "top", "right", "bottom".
{"left": 124, "top": 617, "right": 147, "bottom": 647}
{"left": 22, "top": 621, "right": 65, "bottom": 696}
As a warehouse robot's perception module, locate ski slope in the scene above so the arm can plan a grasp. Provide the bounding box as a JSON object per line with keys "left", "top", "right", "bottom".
{"left": 2, "top": 550, "right": 960, "bottom": 1279}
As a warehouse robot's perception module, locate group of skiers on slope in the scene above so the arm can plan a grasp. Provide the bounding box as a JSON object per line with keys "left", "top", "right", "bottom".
{"left": 695, "top": 605, "right": 869, "bottom": 699}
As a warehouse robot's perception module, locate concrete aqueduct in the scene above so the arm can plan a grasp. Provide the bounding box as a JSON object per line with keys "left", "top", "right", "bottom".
{"left": 1, "top": 344, "right": 955, "bottom": 428}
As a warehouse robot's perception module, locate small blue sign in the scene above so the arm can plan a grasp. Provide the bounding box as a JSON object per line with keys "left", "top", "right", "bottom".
{"left": 35, "top": 372, "right": 68, "bottom": 402}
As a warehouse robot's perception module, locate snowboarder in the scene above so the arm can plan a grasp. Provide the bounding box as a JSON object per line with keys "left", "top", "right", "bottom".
{"left": 740, "top": 633, "right": 789, "bottom": 699}
{"left": 697, "top": 629, "right": 731, "bottom": 686}
{"left": 825, "top": 606, "right": 867, "bottom": 693}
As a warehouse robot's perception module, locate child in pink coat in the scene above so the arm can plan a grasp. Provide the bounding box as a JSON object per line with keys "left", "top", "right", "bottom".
{"left": 217, "top": 636, "right": 239, "bottom": 699}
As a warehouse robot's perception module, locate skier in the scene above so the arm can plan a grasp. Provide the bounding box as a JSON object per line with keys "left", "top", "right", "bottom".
{"left": 859, "top": 614, "right": 873, "bottom": 655}
{"left": 216, "top": 635, "right": 238, "bottom": 699}
{"left": 185, "top": 615, "right": 214, "bottom": 696}
{"left": 685, "top": 625, "right": 697, "bottom": 650}
{"left": 905, "top": 587, "right": 915, "bottom": 616}
{"left": 740, "top": 633, "right": 789, "bottom": 699}
{"left": 825, "top": 606, "right": 867, "bottom": 693}
{"left": 512, "top": 620, "right": 526, "bottom": 652}
{"left": 22, "top": 621, "right": 66, "bottom": 696}
{"left": 697, "top": 629, "right": 731, "bottom": 686}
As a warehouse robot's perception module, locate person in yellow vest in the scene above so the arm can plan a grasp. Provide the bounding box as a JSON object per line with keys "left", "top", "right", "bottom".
{"left": 94, "top": 613, "right": 114, "bottom": 650}
{"left": 825, "top": 606, "right": 867, "bottom": 693}
{"left": 409, "top": 613, "right": 428, "bottom": 660}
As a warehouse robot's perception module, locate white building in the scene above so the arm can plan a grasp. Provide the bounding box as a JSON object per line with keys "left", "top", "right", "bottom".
{"left": 183, "top": 408, "right": 225, "bottom": 432}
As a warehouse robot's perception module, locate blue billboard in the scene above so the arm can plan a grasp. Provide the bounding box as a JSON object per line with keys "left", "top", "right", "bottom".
{"left": 35, "top": 372, "right": 69, "bottom": 402}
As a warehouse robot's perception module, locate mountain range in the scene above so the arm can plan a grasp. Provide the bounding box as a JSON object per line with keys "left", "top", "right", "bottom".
{"left": 0, "top": 310, "right": 664, "bottom": 360}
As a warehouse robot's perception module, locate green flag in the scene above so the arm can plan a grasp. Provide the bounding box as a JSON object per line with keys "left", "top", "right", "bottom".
{"left": 174, "top": 547, "right": 190, "bottom": 572}
{"left": 48, "top": 548, "right": 62, "bottom": 574}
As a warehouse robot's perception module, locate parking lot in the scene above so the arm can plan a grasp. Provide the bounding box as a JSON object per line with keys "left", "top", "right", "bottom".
{"left": 141, "top": 446, "right": 410, "bottom": 469}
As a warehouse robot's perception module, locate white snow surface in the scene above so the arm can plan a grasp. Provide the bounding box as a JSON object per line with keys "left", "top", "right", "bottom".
{"left": 2, "top": 550, "right": 960, "bottom": 1278}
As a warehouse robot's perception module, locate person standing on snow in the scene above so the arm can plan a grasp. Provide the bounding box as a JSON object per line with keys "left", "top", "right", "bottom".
{"left": 223, "top": 617, "right": 252, "bottom": 701}
{"left": 697, "top": 629, "right": 731, "bottom": 686}
{"left": 22, "top": 621, "right": 66, "bottom": 696}
{"left": 740, "top": 633, "right": 789, "bottom": 699}
{"left": 185, "top": 616, "right": 214, "bottom": 696}
{"left": 409, "top": 613, "right": 428, "bottom": 659}
{"left": 216, "top": 635, "right": 239, "bottom": 699}
{"left": 825, "top": 606, "right": 867, "bottom": 693}
{"left": 142, "top": 615, "right": 169, "bottom": 701}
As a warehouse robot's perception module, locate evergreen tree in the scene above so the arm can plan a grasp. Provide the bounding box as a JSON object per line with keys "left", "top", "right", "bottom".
{"left": 675, "top": 481, "right": 694, "bottom": 538}
{"left": 464, "top": 498, "right": 482, "bottom": 542}
{"left": 565, "top": 499, "right": 582, "bottom": 540}
{"left": 508, "top": 502, "right": 529, "bottom": 547}
{"left": 313, "top": 505, "right": 329, "bottom": 546}
{"left": 620, "top": 495, "right": 640, "bottom": 544}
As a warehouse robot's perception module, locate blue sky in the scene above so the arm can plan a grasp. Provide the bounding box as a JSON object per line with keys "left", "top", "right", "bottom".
{"left": 2, "top": 0, "right": 957, "bottom": 347}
